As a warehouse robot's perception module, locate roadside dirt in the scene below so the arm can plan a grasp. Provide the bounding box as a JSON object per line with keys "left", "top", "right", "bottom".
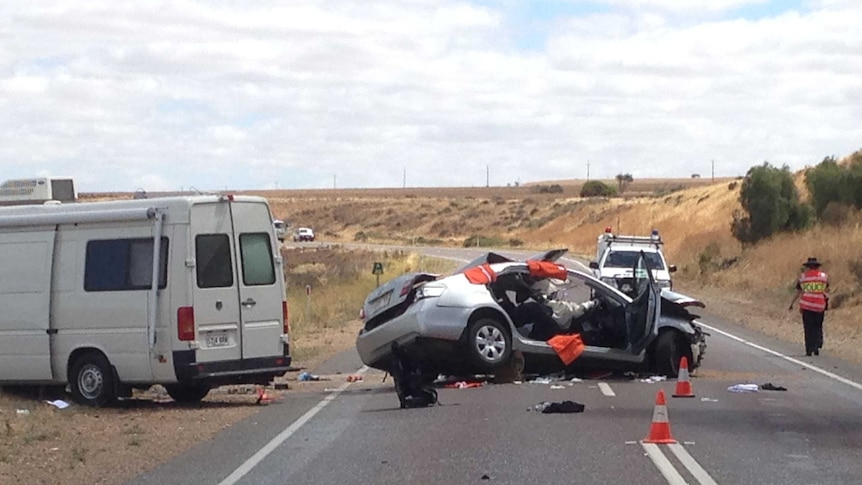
{"left": 0, "top": 321, "right": 362, "bottom": 485}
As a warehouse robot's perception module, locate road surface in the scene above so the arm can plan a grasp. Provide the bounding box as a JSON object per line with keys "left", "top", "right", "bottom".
{"left": 128, "top": 244, "right": 862, "bottom": 485}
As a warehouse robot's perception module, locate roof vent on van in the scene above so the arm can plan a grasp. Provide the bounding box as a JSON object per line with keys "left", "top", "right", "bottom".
{"left": 0, "top": 177, "right": 77, "bottom": 206}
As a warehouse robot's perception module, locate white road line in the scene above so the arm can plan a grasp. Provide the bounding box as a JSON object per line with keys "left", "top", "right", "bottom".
{"left": 217, "top": 365, "right": 369, "bottom": 485}
{"left": 597, "top": 382, "right": 616, "bottom": 396}
{"left": 641, "top": 443, "right": 688, "bottom": 485}
{"left": 668, "top": 443, "right": 718, "bottom": 485}
{"left": 698, "top": 322, "right": 862, "bottom": 393}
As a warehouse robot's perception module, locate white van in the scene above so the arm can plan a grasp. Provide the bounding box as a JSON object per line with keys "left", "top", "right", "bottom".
{"left": 0, "top": 194, "right": 291, "bottom": 406}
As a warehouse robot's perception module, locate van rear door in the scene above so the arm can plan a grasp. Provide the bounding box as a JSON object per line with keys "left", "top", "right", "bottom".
{"left": 230, "top": 201, "right": 284, "bottom": 359}
{"left": 0, "top": 229, "right": 55, "bottom": 380}
{"left": 190, "top": 202, "right": 243, "bottom": 363}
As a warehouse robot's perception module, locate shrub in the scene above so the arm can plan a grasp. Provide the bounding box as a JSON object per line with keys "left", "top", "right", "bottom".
{"left": 731, "top": 162, "right": 813, "bottom": 244}
{"left": 806, "top": 152, "right": 862, "bottom": 217}
{"left": 580, "top": 180, "right": 616, "bottom": 198}
{"left": 531, "top": 184, "right": 564, "bottom": 194}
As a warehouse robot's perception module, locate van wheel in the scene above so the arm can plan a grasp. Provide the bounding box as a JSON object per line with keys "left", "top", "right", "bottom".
{"left": 467, "top": 318, "right": 512, "bottom": 372}
{"left": 652, "top": 331, "right": 692, "bottom": 377}
{"left": 165, "top": 383, "right": 211, "bottom": 404}
{"left": 69, "top": 353, "right": 117, "bottom": 407}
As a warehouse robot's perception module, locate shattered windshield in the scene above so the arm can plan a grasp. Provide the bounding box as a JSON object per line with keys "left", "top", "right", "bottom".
{"left": 604, "top": 250, "right": 665, "bottom": 270}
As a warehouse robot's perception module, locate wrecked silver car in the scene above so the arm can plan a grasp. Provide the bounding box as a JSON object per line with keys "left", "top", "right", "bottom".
{"left": 356, "top": 249, "right": 706, "bottom": 403}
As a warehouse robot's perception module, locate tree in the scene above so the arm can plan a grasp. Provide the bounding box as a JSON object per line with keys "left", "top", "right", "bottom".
{"left": 615, "top": 173, "right": 634, "bottom": 194}
{"left": 580, "top": 180, "right": 617, "bottom": 198}
{"left": 731, "top": 162, "right": 813, "bottom": 244}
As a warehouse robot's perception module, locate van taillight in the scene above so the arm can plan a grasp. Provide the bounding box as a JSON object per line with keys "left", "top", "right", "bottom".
{"left": 282, "top": 301, "right": 290, "bottom": 333}
{"left": 178, "top": 306, "right": 195, "bottom": 341}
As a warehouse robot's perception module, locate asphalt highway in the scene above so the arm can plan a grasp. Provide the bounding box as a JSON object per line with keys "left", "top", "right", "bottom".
{"left": 128, "top": 244, "right": 862, "bottom": 485}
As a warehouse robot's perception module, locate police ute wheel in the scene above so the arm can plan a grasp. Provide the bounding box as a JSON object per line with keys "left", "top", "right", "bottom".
{"left": 165, "top": 383, "right": 211, "bottom": 404}
{"left": 69, "top": 353, "right": 117, "bottom": 407}
{"left": 467, "top": 318, "right": 512, "bottom": 371}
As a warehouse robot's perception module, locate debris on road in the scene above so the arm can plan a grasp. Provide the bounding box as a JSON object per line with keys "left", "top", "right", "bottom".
{"left": 640, "top": 375, "right": 667, "bottom": 384}
{"left": 44, "top": 399, "right": 70, "bottom": 409}
{"left": 540, "top": 400, "right": 586, "bottom": 414}
{"left": 445, "top": 381, "right": 485, "bottom": 389}
{"left": 761, "top": 382, "right": 788, "bottom": 391}
{"left": 727, "top": 384, "right": 760, "bottom": 393}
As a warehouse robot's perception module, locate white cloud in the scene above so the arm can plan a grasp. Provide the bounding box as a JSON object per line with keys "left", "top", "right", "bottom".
{"left": 0, "top": 0, "right": 860, "bottom": 191}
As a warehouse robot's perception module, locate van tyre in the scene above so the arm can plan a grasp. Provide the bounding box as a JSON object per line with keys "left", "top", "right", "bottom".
{"left": 69, "top": 353, "right": 117, "bottom": 407}
{"left": 467, "top": 318, "right": 512, "bottom": 372}
{"left": 653, "top": 331, "right": 692, "bottom": 378}
{"left": 165, "top": 383, "right": 211, "bottom": 404}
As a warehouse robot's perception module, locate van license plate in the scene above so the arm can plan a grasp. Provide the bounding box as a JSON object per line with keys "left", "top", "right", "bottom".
{"left": 206, "top": 335, "right": 230, "bottom": 347}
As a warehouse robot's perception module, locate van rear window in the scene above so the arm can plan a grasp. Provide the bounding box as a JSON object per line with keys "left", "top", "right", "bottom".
{"left": 196, "top": 234, "right": 234, "bottom": 288}
{"left": 84, "top": 238, "right": 168, "bottom": 291}
{"left": 239, "top": 233, "right": 275, "bottom": 286}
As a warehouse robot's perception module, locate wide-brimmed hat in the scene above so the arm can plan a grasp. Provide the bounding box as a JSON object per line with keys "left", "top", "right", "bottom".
{"left": 802, "top": 257, "right": 822, "bottom": 268}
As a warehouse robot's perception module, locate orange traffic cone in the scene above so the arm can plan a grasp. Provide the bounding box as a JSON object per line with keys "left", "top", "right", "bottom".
{"left": 672, "top": 356, "right": 695, "bottom": 398}
{"left": 256, "top": 387, "right": 274, "bottom": 405}
{"left": 643, "top": 389, "right": 677, "bottom": 444}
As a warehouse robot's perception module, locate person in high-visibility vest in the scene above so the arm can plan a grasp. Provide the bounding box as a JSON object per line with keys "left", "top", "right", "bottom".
{"left": 788, "top": 257, "right": 830, "bottom": 356}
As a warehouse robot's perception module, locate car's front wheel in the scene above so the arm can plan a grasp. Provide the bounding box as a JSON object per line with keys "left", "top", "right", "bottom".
{"left": 466, "top": 318, "right": 512, "bottom": 372}
{"left": 652, "top": 331, "right": 693, "bottom": 377}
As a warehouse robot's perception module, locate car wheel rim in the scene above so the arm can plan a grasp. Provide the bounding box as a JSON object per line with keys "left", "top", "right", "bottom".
{"left": 475, "top": 325, "right": 505, "bottom": 362}
{"left": 78, "top": 364, "right": 103, "bottom": 400}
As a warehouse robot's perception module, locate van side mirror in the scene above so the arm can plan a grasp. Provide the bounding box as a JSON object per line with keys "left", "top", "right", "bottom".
{"left": 669, "top": 265, "right": 677, "bottom": 273}
{"left": 589, "top": 261, "right": 599, "bottom": 270}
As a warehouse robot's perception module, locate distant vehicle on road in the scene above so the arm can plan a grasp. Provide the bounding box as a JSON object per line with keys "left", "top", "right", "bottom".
{"left": 293, "top": 227, "right": 315, "bottom": 242}
{"left": 357, "top": 249, "right": 706, "bottom": 391}
{"left": 273, "top": 219, "right": 287, "bottom": 241}
{"left": 0, "top": 190, "right": 291, "bottom": 406}
{"left": 590, "top": 228, "right": 676, "bottom": 294}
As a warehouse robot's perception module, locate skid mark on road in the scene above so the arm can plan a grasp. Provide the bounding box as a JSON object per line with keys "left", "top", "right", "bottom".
{"left": 217, "top": 365, "right": 369, "bottom": 485}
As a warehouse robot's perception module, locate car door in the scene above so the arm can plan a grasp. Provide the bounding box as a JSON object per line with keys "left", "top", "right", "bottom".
{"left": 624, "top": 251, "right": 660, "bottom": 354}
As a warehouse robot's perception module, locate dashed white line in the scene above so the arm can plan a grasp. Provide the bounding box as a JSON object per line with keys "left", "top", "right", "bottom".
{"left": 597, "top": 382, "right": 616, "bottom": 396}
{"left": 217, "top": 365, "right": 369, "bottom": 485}
{"left": 698, "top": 322, "right": 862, "bottom": 393}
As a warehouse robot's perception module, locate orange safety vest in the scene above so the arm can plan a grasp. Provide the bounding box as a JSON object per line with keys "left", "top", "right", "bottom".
{"left": 798, "top": 269, "right": 828, "bottom": 313}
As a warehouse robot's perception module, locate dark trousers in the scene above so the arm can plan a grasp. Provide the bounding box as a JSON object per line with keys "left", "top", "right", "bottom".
{"left": 801, "top": 310, "right": 824, "bottom": 354}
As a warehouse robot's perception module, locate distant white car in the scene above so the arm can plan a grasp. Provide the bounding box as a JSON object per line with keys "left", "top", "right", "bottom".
{"left": 293, "top": 227, "right": 315, "bottom": 242}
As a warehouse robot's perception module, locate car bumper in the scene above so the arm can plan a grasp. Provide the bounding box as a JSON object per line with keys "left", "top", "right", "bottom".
{"left": 356, "top": 297, "right": 472, "bottom": 368}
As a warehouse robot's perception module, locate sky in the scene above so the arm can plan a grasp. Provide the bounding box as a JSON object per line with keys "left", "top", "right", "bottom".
{"left": 1, "top": 0, "right": 861, "bottom": 192}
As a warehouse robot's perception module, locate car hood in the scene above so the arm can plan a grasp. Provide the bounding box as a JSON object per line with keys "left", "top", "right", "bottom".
{"left": 660, "top": 290, "right": 705, "bottom": 308}
{"left": 362, "top": 272, "right": 438, "bottom": 322}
